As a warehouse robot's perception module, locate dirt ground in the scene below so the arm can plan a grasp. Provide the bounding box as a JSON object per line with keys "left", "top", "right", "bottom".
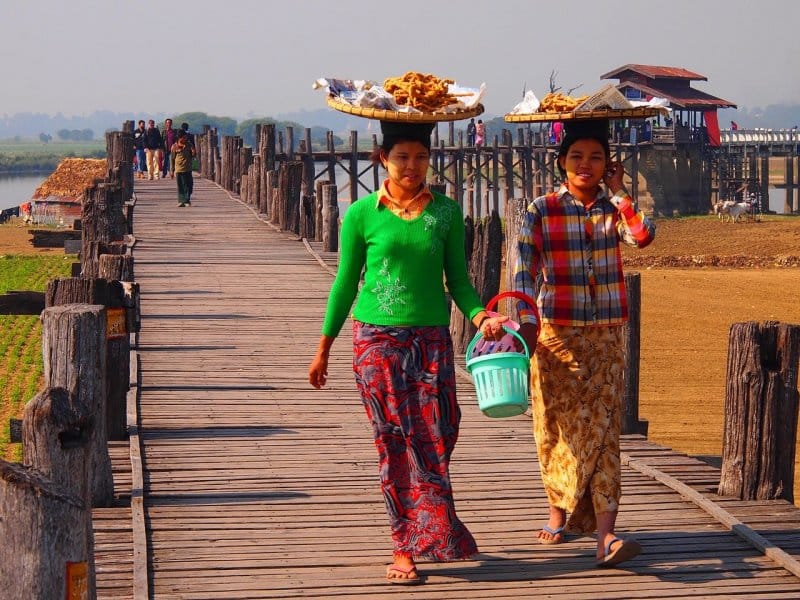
{"left": 0, "top": 221, "right": 63, "bottom": 256}
{"left": 3, "top": 215, "right": 800, "bottom": 502}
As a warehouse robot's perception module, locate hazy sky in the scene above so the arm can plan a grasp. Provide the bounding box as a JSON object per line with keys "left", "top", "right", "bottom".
{"left": 2, "top": 0, "right": 798, "bottom": 119}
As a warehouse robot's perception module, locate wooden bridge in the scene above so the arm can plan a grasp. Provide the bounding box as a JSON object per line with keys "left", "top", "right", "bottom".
{"left": 91, "top": 175, "right": 800, "bottom": 599}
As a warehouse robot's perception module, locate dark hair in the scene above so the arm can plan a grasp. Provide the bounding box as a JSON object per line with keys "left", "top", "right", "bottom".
{"left": 369, "top": 135, "right": 431, "bottom": 165}
{"left": 180, "top": 122, "right": 189, "bottom": 132}
{"left": 177, "top": 129, "right": 187, "bottom": 139}
{"left": 556, "top": 133, "right": 610, "bottom": 178}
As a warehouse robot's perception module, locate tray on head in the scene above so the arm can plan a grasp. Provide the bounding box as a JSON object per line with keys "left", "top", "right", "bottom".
{"left": 327, "top": 96, "right": 484, "bottom": 123}
{"left": 504, "top": 106, "right": 666, "bottom": 123}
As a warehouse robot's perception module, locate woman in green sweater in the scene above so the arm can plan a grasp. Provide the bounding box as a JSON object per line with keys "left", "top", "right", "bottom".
{"left": 308, "top": 120, "right": 507, "bottom": 585}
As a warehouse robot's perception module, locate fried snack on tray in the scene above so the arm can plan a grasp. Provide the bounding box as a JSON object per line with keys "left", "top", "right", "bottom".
{"left": 538, "top": 92, "right": 589, "bottom": 113}
{"left": 383, "top": 72, "right": 456, "bottom": 112}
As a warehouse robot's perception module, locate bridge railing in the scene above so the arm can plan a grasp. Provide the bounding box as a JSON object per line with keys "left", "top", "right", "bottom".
{"left": 721, "top": 128, "right": 799, "bottom": 144}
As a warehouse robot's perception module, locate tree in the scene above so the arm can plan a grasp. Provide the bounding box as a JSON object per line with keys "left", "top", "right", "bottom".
{"left": 548, "top": 69, "right": 583, "bottom": 96}
{"left": 81, "top": 128, "right": 93, "bottom": 141}
{"left": 39, "top": 133, "right": 52, "bottom": 144}
{"left": 56, "top": 128, "right": 70, "bottom": 141}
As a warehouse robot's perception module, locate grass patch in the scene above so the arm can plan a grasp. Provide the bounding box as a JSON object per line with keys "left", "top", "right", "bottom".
{"left": 0, "top": 255, "right": 74, "bottom": 460}
{"left": 0, "top": 139, "right": 106, "bottom": 173}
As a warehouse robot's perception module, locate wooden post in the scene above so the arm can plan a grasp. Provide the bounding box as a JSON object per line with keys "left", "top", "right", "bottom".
{"left": 81, "top": 182, "right": 127, "bottom": 278}
{"left": 23, "top": 387, "right": 93, "bottom": 503}
{"left": 267, "top": 170, "right": 277, "bottom": 223}
{"left": 0, "top": 459, "right": 96, "bottom": 599}
{"left": 280, "top": 161, "right": 303, "bottom": 234}
{"left": 46, "top": 278, "right": 129, "bottom": 443}
{"left": 491, "top": 136, "right": 500, "bottom": 213}
{"left": 718, "top": 321, "right": 800, "bottom": 502}
{"left": 502, "top": 130, "right": 514, "bottom": 204}
{"left": 315, "top": 179, "right": 330, "bottom": 242}
{"left": 349, "top": 131, "right": 359, "bottom": 204}
{"left": 41, "top": 304, "right": 114, "bottom": 507}
{"left": 264, "top": 124, "right": 276, "bottom": 173}
{"left": 474, "top": 149, "right": 483, "bottom": 219}
{"left": 99, "top": 254, "right": 134, "bottom": 282}
{"left": 621, "top": 272, "right": 648, "bottom": 435}
{"left": 302, "top": 129, "right": 315, "bottom": 200}
{"left": 372, "top": 134, "right": 380, "bottom": 191}
{"left": 786, "top": 155, "right": 794, "bottom": 214}
{"left": 286, "top": 126, "right": 295, "bottom": 160}
{"left": 326, "top": 131, "right": 336, "bottom": 184}
{"left": 450, "top": 213, "right": 502, "bottom": 353}
{"left": 321, "top": 184, "right": 339, "bottom": 252}
{"left": 456, "top": 135, "right": 464, "bottom": 209}
{"left": 503, "top": 197, "right": 527, "bottom": 313}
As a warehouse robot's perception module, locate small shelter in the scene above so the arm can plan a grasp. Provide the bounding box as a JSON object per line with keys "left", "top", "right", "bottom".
{"left": 24, "top": 158, "right": 106, "bottom": 226}
{"left": 600, "top": 64, "right": 737, "bottom": 145}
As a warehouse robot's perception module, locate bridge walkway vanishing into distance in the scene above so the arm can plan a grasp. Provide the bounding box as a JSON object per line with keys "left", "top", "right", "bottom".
{"left": 107, "top": 175, "right": 800, "bottom": 599}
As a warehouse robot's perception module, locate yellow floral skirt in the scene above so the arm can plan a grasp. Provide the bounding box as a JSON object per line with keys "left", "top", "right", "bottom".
{"left": 530, "top": 323, "right": 624, "bottom": 535}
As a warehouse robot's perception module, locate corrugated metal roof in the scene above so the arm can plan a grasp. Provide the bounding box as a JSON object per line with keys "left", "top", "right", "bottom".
{"left": 618, "top": 80, "right": 737, "bottom": 109}
{"left": 601, "top": 64, "right": 707, "bottom": 81}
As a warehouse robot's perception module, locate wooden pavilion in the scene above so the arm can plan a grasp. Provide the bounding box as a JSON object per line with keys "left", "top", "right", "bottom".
{"left": 600, "top": 64, "right": 737, "bottom": 145}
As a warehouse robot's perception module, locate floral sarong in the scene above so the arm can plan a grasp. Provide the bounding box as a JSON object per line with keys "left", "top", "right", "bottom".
{"left": 352, "top": 321, "right": 477, "bottom": 560}
{"left": 530, "top": 323, "right": 624, "bottom": 534}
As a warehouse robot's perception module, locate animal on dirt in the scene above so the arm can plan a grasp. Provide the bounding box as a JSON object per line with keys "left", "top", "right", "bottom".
{"left": 713, "top": 200, "right": 753, "bottom": 223}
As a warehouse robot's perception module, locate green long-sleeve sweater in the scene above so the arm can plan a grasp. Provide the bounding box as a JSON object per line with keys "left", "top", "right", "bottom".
{"left": 321, "top": 190, "right": 484, "bottom": 338}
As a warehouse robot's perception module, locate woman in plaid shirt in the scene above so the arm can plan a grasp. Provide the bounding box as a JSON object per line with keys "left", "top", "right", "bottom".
{"left": 514, "top": 119, "right": 655, "bottom": 568}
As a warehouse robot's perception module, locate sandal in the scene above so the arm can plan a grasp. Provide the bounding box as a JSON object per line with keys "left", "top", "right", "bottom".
{"left": 386, "top": 564, "right": 423, "bottom": 585}
{"left": 597, "top": 537, "right": 642, "bottom": 568}
{"left": 538, "top": 524, "right": 565, "bottom": 545}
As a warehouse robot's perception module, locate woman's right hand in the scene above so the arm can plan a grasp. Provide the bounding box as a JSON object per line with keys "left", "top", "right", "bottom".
{"left": 308, "top": 351, "right": 329, "bottom": 389}
{"left": 517, "top": 322, "right": 539, "bottom": 353}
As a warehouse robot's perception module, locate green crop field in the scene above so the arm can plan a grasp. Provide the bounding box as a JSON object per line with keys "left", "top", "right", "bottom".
{"left": 0, "top": 139, "right": 106, "bottom": 172}
{"left": 0, "top": 255, "right": 75, "bottom": 461}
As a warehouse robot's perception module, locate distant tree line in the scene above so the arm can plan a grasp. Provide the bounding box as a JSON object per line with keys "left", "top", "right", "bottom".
{"left": 55, "top": 128, "right": 94, "bottom": 142}
{"left": 170, "top": 112, "right": 343, "bottom": 150}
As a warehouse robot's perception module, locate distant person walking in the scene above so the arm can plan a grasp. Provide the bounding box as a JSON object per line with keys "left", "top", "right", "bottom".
{"left": 133, "top": 120, "right": 147, "bottom": 179}
{"left": 475, "top": 119, "right": 485, "bottom": 147}
{"left": 730, "top": 121, "right": 739, "bottom": 131}
{"left": 161, "top": 118, "right": 178, "bottom": 178}
{"left": 466, "top": 118, "right": 476, "bottom": 146}
{"left": 143, "top": 119, "right": 164, "bottom": 180}
{"left": 170, "top": 129, "right": 195, "bottom": 206}
{"left": 180, "top": 122, "right": 195, "bottom": 150}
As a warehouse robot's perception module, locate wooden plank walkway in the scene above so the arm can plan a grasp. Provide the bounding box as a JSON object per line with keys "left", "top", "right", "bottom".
{"left": 120, "top": 176, "right": 800, "bottom": 599}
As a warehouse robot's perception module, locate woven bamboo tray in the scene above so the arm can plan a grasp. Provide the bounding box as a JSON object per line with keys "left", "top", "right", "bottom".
{"left": 327, "top": 96, "right": 484, "bottom": 123}
{"left": 504, "top": 106, "right": 665, "bottom": 123}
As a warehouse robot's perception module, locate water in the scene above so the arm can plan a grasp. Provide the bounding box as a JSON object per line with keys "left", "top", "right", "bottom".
{"left": 0, "top": 173, "right": 48, "bottom": 211}
{"left": 768, "top": 187, "right": 796, "bottom": 214}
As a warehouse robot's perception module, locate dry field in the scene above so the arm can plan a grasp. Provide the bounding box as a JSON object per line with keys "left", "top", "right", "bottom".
{"left": 2, "top": 216, "right": 800, "bottom": 502}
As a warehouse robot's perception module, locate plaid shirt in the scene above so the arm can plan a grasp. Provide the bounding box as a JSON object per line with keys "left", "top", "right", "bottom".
{"left": 513, "top": 185, "right": 655, "bottom": 327}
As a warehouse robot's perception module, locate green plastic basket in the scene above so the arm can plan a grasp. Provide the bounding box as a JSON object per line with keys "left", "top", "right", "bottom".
{"left": 465, "top": 327, "right": 530, "bottom": 418}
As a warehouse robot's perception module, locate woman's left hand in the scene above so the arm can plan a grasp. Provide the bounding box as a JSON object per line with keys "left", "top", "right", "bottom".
{"left": 480, "top": 315, "right": 509, "bottom": 341}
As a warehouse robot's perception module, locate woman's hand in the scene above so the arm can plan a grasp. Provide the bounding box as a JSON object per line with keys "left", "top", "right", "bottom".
{"left": 603, "top": 160, "right": 625, "bottom": 194}
{"left": 479, "top": 315, "right": 510, "bottom": 341}
{"left": 309, "top": 334, "right": 334, "bottom": 389}
{"left": 517, "top": 322, "right": 539, "bottom": 353}
{"left": 308, "top": 351, "right": 329, "bottom": 389}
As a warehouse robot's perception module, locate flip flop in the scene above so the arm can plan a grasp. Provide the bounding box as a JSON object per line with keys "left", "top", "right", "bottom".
{"left": 597, "top": 537, "right": 642, "bottom": 568}
{"left": 538, "top": 524, "right": 565, "bottom": 545}
{"left": 386, "top": 564, "right": 423, "bottom": 585}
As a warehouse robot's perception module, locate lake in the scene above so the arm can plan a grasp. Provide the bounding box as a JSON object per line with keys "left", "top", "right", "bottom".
{"left": 0, "top": 170, "right": 793, "bottom": 215}
{"left": 0, "top": 173, "right": 49, "bottom": 211}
